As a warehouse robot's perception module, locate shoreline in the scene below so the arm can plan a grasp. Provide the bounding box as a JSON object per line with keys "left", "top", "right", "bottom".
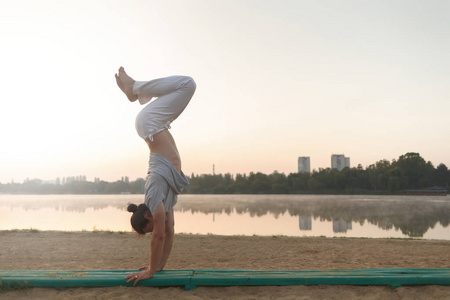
{"left": 4, "top": 228, "right": 450, "bottom": 244}
{"left": 3, "top": 228, "right": 450, "bottom": 241}
{"left": 1, "top": 231, "right": 450, "bottom": 299}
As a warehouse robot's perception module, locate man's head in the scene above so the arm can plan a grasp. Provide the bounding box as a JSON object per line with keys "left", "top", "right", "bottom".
{"left": 127, "top": 203, "right": 153, "bottom": 234}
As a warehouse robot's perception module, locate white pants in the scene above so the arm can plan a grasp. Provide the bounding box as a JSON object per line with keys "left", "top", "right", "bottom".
{"left": 134, "top": 76, "right": 196, "bottom": 141}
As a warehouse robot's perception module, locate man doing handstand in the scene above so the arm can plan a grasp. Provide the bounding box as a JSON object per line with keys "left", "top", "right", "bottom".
{"left": 115, "top": 67, "right": 196, "bottom": 286}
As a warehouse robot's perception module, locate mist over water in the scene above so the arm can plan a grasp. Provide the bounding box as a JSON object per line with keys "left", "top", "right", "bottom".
{"left": 1, "top": 194, "right": 449, "bottom": 240}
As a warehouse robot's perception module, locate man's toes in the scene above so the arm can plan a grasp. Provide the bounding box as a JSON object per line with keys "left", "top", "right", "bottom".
{"left": 115, "top": 74, "right": 123, "bottom": 89}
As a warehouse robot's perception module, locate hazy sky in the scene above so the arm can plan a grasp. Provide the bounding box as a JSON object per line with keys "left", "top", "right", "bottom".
{"left": 1, "top": 0, "right": 449, "bottom": 183}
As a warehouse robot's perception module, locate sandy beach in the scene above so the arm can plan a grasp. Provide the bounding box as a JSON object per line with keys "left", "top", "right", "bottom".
{"left": 1, "top": 230, "right": 450, "bottom": 299}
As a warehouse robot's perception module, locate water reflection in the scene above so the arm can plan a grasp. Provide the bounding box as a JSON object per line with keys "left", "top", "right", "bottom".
{"left": 1, "top": 194, "right": 449, "bottom": 239}
{"left": 299, "top": 216, "right": 311, "bottom": 231}
{"left": 175, "top": 195, "right": 450, "bottom": 238}
{"left": 332, "top": 218, "right": 352, "bottom": 233}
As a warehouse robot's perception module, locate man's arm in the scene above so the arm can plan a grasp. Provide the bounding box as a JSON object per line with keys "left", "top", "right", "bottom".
{"left": 125, "top": 202, "right": 166, "bottom": 287}
{"left": 158, "top": 208, "right": 175, "bottom": 270}
{"left": 149, "top": 202, "right": 166, "bottom": 273}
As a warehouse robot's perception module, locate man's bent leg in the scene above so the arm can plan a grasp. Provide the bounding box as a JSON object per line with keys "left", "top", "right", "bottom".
{"left": 133, "top": 76, "right": 196, "bottom": 109}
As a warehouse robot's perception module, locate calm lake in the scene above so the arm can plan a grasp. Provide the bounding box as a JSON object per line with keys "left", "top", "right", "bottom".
{"left": 1, "top": 194, "right": 449, "bottom": 240}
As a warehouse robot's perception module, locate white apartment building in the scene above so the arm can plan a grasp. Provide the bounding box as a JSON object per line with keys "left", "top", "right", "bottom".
{"left": 331, "top": 154, "right": 350, "bottom": 171}
{"left": 298, "top": 157, "right": 311, "bottom": 173}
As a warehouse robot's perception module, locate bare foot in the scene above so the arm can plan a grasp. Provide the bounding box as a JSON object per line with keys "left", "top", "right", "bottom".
{"left": 115, "top": 67, "right": 138, "bottom": 102}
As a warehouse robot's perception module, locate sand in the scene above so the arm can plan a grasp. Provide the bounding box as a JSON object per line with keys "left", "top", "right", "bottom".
{"left": 1, "top": 230, "right": 450, "bottom": 299}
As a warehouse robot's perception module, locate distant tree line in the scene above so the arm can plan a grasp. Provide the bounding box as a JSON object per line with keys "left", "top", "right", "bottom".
{"left": 0, "top": 178, "right": 147, "bottom": 195}
{"left": 0, "top": 153, "right": 448, "bottom": 195}
{"left": 186, "top": 152, "right": 449, "bottom": 194}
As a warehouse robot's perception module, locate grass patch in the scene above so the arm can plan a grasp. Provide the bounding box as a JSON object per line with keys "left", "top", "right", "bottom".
{"left": 8, "top": 228, "right": 39, "bottom": 233}
{"left": 90, "top": 227, "right": 125, "bottom": 234}
{"left": 271, "top": 235, "right": 288, "bottom": 238}
{"left": 92, "top": 227, "right": 109, "bottom": 233}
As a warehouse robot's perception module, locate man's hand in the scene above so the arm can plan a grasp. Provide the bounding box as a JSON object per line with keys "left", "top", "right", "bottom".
{"left": 125, "top": 270, "right": 154, "bottom": 287}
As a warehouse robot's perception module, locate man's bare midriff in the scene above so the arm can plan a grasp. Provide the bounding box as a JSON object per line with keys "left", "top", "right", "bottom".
{"left": 145, "top": 129, "right": 181, "bottom": 174}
